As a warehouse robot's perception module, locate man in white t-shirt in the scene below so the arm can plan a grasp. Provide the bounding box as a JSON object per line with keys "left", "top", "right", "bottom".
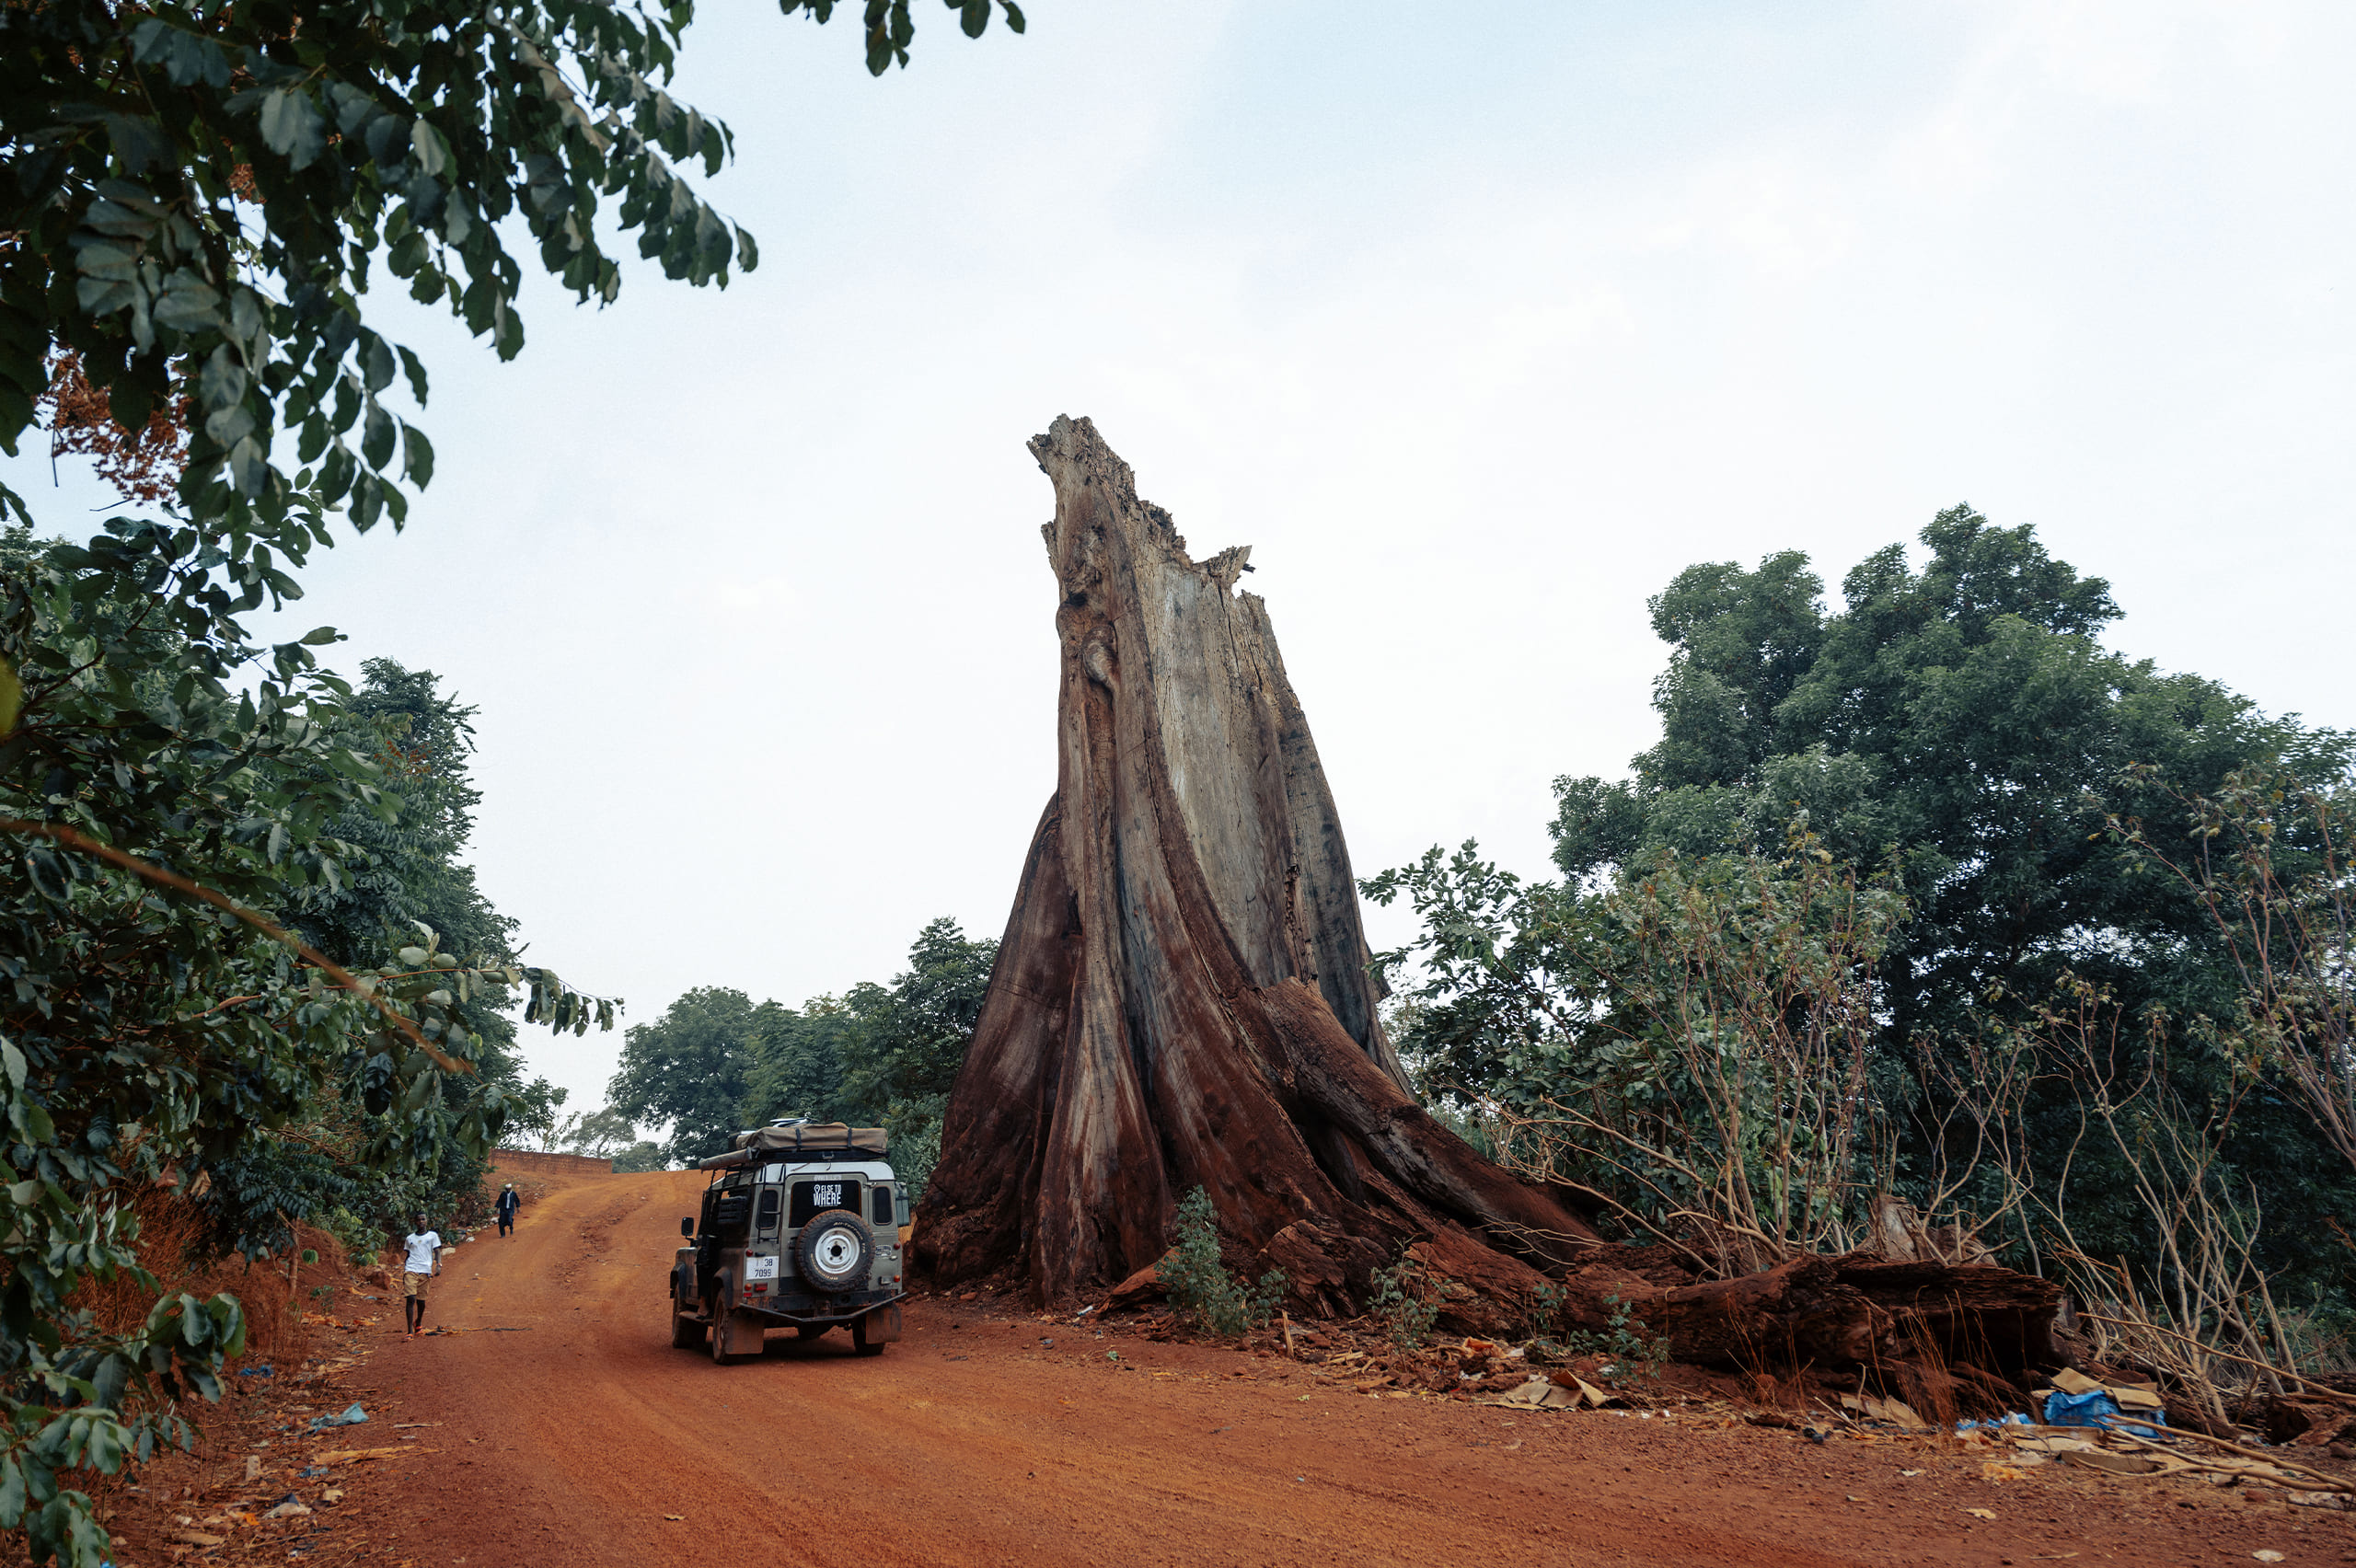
{"left": 399, "top": 1214, "right": 442, "bottom": 1338}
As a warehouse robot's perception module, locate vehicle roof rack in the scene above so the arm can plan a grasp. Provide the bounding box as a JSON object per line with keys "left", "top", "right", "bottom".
{"left": 694, "top": 1122, "right": 889, "bottom": 1169}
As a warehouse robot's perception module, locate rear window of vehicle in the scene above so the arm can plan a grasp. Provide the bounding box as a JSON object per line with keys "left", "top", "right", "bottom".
{"left": 790, "top": 1178, "right": 860, "bottom": 1228}
{"left": 870, "top": 1186, "right": 894, "bottom": 1226}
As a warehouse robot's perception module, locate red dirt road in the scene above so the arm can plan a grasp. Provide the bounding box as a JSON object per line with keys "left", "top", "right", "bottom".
{"left": 356, "top": 1170, "right": 2348, "bottom": 1568}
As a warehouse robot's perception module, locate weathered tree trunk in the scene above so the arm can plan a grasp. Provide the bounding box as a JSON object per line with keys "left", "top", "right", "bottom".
{"left": 914, "top": 416, "right": 1600, "bottom": 1311}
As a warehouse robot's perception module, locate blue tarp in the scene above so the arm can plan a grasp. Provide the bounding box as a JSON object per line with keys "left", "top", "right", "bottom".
{"left": 2043, "top": 1388, "right": 2167, "bottom": 1440}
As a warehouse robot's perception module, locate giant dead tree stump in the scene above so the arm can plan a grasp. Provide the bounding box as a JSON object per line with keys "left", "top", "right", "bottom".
{"left": 914, "top": 418, "right": 2063, "bottom": 1395}
{"left": 914, "top": 416, "right": 1600, "bottom": 1313}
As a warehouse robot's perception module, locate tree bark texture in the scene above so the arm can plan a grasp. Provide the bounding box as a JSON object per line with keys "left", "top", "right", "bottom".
{"left": 914, "top": 416, "right": 1601, "bottom": 1309}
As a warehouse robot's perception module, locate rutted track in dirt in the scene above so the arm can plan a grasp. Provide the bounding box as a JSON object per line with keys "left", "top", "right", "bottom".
{"left": 361, "top": 1171, "right": 2344, "bottom": 1567}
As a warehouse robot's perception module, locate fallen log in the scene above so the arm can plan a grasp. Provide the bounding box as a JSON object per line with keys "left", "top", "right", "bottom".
{"left": 1515, "top": 1249, "right": 2061, "bottom": 1398}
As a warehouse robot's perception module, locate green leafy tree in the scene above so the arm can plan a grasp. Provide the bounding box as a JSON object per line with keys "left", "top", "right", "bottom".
{"left": 2108, "top": 767, "right": 2356, "bottom": 1177}
{"left": 742, "top": 995, "right": 852, "bottom": 1126}
{"left": 834, "top": 918, "right": 996, "bottom": 1121}
{"left": 2, "top": 0, "right": 1022, "bottom": 532}
{"left": 269, "top": 657, "right": 572, "bottom": 1239}
{"left": 1368, "top": 833, "right": 1914, "bottom": 1270}
{"left": 560, "top": 1107, "right": 640, "bottom": 1160}
{"left": 0, "top": 3, "right": 1017, "bottom": 1556}
{"left": 606, "top": 987, "right": 764, "bottom": 1168}
{"left": 611, "top": 1140, "right": 667, "bottom": 1174}
{"left": 1550, "top": 507, "right": 2350, "bottom": 1041}
{"left": 510, "top": 1082, "right": 572, "bottom": 1152}
{"left": 291, "top": 659, "right": 514, "bottom": 969}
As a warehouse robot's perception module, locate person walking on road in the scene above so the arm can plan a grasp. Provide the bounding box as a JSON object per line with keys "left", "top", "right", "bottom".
{"left": 400, "top": 1214, "right": 442, "bottom": 1338}
{"left": 495, "top": 1182, "right": 520, "bottom": 1238}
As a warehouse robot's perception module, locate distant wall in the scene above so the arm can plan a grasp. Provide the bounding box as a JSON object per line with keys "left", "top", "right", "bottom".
{"left": 490, "top": 1148, "right": 615, "bottom": 1178}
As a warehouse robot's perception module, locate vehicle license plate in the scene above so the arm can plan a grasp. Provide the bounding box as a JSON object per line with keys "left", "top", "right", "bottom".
{"left": 745, "top": 1255, "right": 780, "bottom": 1281}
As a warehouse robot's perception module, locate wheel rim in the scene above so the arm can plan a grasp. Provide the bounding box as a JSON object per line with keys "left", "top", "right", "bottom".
{"left": 813, "top": 1226, "right": 860, "bottom": 1281}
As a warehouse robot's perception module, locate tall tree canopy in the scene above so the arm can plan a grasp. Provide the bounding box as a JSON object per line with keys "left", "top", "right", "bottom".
{"left": 291, "top": 657, "right": 514, "bottom": 969}
{"left": 1550, "top": 506, "right": 2350, "bottom": 1043}
{"left": 606, "top": 986, "right": 766, "bottom": 1170}
{"left": 826, "top": 916, "right": 999, "bottom": 1140}
{"left": 741, "top": 996, "right": 854, "bottom": 1129}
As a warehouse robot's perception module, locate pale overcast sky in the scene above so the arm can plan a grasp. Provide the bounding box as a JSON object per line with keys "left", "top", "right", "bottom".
{"left": 9, "top": 1, "right": 2351, "bottom": 1121}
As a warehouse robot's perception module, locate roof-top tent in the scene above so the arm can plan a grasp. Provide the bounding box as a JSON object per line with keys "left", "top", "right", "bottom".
{"left": 694, "top": 1122, "right": 890, "bottom": 1170}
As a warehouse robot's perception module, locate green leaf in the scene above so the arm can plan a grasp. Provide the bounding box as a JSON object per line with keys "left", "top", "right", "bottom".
{"left": 229, "top": 435, "right": 266, "bottom": 496}
{"left": 259, "top": 87, "right": 328, "bottom": 169}
{"left": 80, "top": 191, "right": 164, "bottom": 241}
{"left": 400, "top": 422, "right": 434, "bottom": 488}
{"left": 92, "top": 1355, "right": 128, "bottom": 1412}
{"left": 16, "top": 1099, "right": 54, "bottom": 1144}
{"left": 230, "top": 287, "right": 269, "bottom": 359}
{"left": 361, "top": 335, "right": 396, "bottom": 394}
{"left": 131, "top": 17, "right": 233, "bottom": 86}
{"left": 396, "top": 345, "right": 430, "bottom": 405}
{"left": 154, "top": 271, "right": 225, "bottom": 334}
{"left": 197, "top": 347, "right": 248, "bottom": 416}
{"left": 362, "top": 397, "right": 395, "bottom": 470}
{"left": 104, "top": 113, "right": 174, "bottom": 177}
{"left": 351, "top": 470, "right": 385, "bottom": 530}
{"left": 410, "top": 119, "right": 453, "bottom": 178}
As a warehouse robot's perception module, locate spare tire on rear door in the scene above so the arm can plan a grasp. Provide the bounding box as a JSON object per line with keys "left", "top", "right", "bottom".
{"left": 794, "top": 1208, "right": 873, "bottom": 1294}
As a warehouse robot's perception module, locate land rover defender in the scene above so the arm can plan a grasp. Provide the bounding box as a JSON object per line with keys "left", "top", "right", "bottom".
{"left": 669, "top": 1121, "right": 909, "bottom": 1363}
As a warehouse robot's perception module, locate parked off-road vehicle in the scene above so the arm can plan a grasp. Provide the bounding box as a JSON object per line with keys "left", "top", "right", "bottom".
{"left": 669, "top": 1121, "right": 910, "bottom": 1363}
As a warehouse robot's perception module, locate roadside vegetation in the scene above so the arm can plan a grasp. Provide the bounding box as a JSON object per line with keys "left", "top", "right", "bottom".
{"left": 0, "top": 0, "right": 1020, "bottom": 1559}
{"left": 1161, "top": 1187, "right": 1288, "bottom": 1339}
{"left": 1363, "top": 512, "right": 2356, "bottom": 1420}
